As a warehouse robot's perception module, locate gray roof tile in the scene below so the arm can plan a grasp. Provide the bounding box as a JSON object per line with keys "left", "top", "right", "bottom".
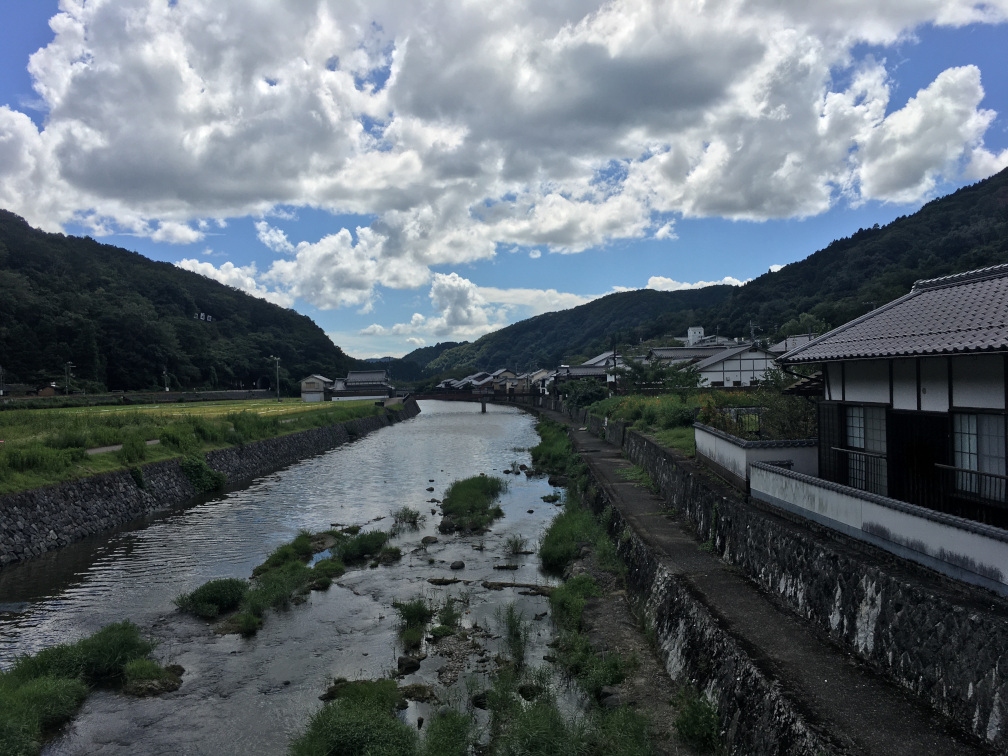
{"left": 782, "top": 264, "right": 1008, "bottom": 363}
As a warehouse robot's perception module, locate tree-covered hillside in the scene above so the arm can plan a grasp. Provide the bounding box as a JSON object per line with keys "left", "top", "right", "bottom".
{"left": 0, "top": 211, "right": 353, "bottom": 392}
{"left": 425, "top": 286, "right": 737, "bottom": 374}
{"left": 427, "top": 167, "right": 1008, "bottom": 373}
{"left": 717, "top": 169, "right": 1008, "bottom": 336}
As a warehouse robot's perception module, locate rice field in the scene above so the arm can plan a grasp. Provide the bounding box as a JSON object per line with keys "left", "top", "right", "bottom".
{"left": 0, "top": 399, "right": 385, "bottom": 495}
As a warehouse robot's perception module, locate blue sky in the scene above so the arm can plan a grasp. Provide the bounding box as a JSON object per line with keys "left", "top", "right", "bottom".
{"left": 1, "top": 1, "right": 1006, "bottom": 359}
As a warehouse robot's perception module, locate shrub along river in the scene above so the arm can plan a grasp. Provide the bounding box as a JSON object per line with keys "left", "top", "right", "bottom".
{"left": 0, "top": 400, "right": 565, "bottom": 754}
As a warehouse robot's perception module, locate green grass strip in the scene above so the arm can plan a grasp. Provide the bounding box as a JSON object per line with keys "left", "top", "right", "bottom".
{"left": 0, "top": 621, "right": 159, "bottom": 756}
{"left": 439, "top": 475, "right": 506, "bottom": 533}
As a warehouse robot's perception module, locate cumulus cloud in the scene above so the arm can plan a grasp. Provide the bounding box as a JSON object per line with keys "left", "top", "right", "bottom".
{"left": 151, "top": 220, "right": 203, "bottom": 244}
{"left": 255, "top": 220, "right": 295, "bottom": 254}
{"left": 647, "top": 275, "right": 749, "bottom": 291}
{"left": 857, "top": 66, "right": 999, "bottom": 203}
{"left": 175, "top": 259, "right": 294, "bottom": 307}
{"left": 359, "top": 273, "right": 596, "bottom": 343}
{"left": 0, "top": 0, "right": 1006, "bottom": 313}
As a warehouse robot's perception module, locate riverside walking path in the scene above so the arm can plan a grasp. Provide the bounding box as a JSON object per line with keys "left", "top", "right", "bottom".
{"left": 538, "top": 407, "right": 990, "bottom": 756}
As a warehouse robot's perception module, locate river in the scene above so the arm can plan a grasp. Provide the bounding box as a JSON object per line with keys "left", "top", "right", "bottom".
{"left": 0, "top": 400, "right": 563, "bottom": 755}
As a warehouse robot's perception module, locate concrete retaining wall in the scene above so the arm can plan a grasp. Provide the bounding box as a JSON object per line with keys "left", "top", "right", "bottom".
{"left": 0, "top": 400, "right": 420, "bottom": 570}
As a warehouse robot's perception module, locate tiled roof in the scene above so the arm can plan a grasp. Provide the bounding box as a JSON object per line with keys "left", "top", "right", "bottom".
{"left": 648, "top": 346, "right": 729, "bottom": 361}
{"left": 782, "top": 264, "right": 1008, "bottom": 363}
{"left": 561, "top": 365, "right": 609, "bottom": 377}
{"left": 693, "top": 345, "right": 773, "bottom": 371}
{"left": 768, "top": 334, "right": 815, "bottom": 353}
{"left": 346, "top": 370, "right": 388, "bottom": 383}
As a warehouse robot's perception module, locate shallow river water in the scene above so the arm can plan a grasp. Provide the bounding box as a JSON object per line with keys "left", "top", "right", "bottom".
{"left": 0, "top": 400, "right": 564, "bottom": 755}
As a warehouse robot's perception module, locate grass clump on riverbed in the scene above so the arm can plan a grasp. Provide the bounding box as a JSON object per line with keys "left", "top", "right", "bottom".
{"left": 439, "top": 475, "right": 506, "bottom": 533}
{"left": 539, "top": 504, "right": 621, "bottom": 577}
{"left": 0, "top": 621, "right": 168, "bottom": 756}
{"left": 174, "top": 578, "right": 248, "bottom": 619}
{"left": 176, "top": 527, "right": 399, "bottom": 636}
{"left": 393, "top": 597, "right": 435, "bottom": 650}
{"left": 530, "top": 419, "right": 579, "bottom": 474}
{"left": 290, "top": 678, "right": 473, "bottom": 756}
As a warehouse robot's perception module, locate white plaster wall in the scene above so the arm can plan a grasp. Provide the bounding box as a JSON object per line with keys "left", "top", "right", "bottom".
{"left": 750, "top": 466, "right": 1008, "bottom": 588}
{"left": 747, "top": 445, "right": 819, "bottom": 477}
{"left": 843, "top": 360, "right": 889, "bottom": 403}
{"left": 865, "top": 501, "right": 1008, "bottom": 581}
{"left": 920, "top": 358, "right": 949, "bottom": 412}
{"left": 953, "top": 354, "right": 1005, "bottom": 410}
{"left": 696, "top": 427, "right": 819, "bottom": 480}
{"left": 825, "top": 363, "right": 842, "bottom": 400}
{"left": 751, "top": 465, "right": 864, "bottom": 530}
{"left": 892, "top": 359, "right": 916, "bottom": 410}
{"left": 695, "top": 427, "right": 748, "bottom": 480}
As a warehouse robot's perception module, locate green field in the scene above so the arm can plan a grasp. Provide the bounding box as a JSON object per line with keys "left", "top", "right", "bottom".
{"left": 0, "top": 399, "right": 386, "bottom": 495}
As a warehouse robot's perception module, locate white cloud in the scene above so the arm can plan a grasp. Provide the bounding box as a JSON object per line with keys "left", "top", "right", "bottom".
{"left": 857, "top": 66, "right": 999, "bottom": 203}
{"left": 361, "top": 273, "right": 596, "bottom": 344}
{"left": 478, "top": 286, "right": 595, "bottom": 316}
{"left": 647, "top": 275, "right": 748, "bottom": 291}
{"left": 255, "top": 220, "right": 295, "bottom": 254}
{"left": 0, "top": 0, "right": 1004, "bottom": 309}
{"left": 151, "top": 220, "right": 203, "bottom": 244}
{"left": 175, "top": 259, "right": 294, "bottom": 307}
{"left": 769, "top": 264, "right": 784, "bottom": 273}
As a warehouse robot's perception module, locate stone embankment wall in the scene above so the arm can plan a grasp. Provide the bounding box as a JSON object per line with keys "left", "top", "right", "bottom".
{"left": 614, "top": 425, "right": 1008, "bottom": 750}
{"left": 536, "top": 394, "right": 1008, "bottom": 751}
{"left": 590, "top": 490, "right": 840, "bottom": 755}
{"left": 0, "top": 400, "right": 420, "bottom": 570}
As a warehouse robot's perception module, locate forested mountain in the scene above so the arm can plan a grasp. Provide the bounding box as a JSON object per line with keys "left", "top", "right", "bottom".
{"left": 425, "top": 286, "right": 737, "bottom": 374}
{"left": 3, "top": 166, "right": 1005, "bottom": 389}
{"left": 0, "top": 211, "right": 352, "bottom": 392}
{"left": 424, "top": 167, "right": 1008, "bottom": 374}
{"left": 401, "top": 341, "right": 467, "bottom": 367}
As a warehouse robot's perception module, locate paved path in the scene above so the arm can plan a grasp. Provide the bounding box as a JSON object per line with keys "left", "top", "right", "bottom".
{"left": 540, "top": 408, "right": 990, "bottom": 756}
{"left": 85, "top": 439, "right": 160, "bottom": 455}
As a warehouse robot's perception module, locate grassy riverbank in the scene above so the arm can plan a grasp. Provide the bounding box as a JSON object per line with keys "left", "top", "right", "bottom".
{"left": 0, "top": 399, "right": 389, "bottom": 495}
{"left": 0, "top": 621, "right": 177, "bottom": 756}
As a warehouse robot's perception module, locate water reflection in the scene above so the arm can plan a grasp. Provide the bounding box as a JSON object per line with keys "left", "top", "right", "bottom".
{"left": 1, "top": 401, "right": 548, "bottom": 665}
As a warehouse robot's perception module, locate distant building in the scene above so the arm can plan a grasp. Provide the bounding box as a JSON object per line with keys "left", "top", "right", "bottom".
{"left": 673, "top": 326, "right": 737, "bottom": 347}
{"left": 331, "top": 370, "right": 394, "bottom": 401}
{"left": 300, "top": 374, "right": 333, "bottom": 402}
{"left": 695, "top": 345, "right": 777, "bottom": 388}
{"left": 648, "top": 343, "right": 776, "bottom": 388}
{"left": 647, "top": 345, "right": 731, "bottom": 366}
{"left": 768, "top": 334, "right": 816, "bottom": 354}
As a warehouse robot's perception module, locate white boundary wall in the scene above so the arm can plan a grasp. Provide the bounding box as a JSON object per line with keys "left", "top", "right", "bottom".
{"left": 694, "top": 424, "right": 818, "bottom": 486}
{"left": 750, "top": 462, "right": 1008, "bottom": 594}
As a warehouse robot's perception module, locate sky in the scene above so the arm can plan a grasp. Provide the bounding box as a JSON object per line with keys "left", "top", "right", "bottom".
{"left": 1, "top": 1, "right": 1006, "bottom": 360}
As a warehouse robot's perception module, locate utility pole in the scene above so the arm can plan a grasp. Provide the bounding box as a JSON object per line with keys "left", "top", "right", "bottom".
{"left": 64, "top": 362, "right": 74, "bottom": 396}
{"left": 269, "top": 355, "right": 280, "bottom": 402}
